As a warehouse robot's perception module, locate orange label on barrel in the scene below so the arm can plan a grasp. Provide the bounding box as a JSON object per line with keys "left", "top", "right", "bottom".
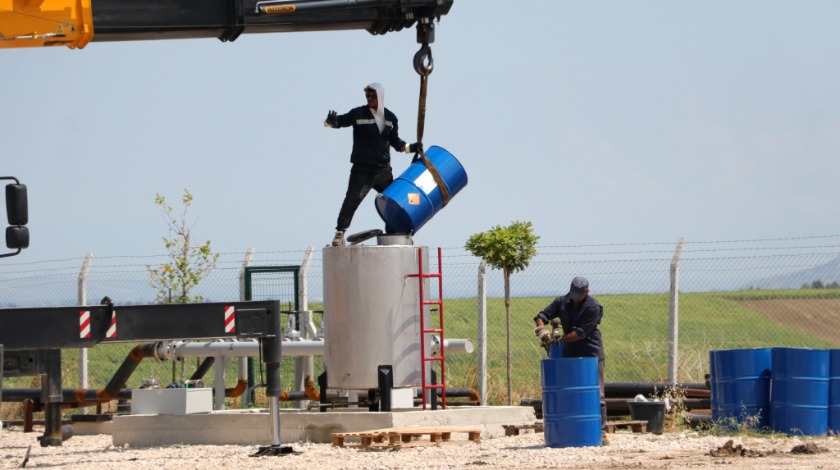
{"left": 407, "top": 193, "right": 421, "bottom": 205}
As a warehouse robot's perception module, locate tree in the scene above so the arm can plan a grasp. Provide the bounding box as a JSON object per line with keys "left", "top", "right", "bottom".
{"left": 465, "top": 220, "right": 539, "bottom": 405}
{"left": 147, "top": 189, "right": 219, "bottom": 304}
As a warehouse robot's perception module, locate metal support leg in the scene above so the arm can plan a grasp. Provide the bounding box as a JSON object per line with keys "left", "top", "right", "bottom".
{"left": 367, "top": 388, "right": 378, "bottom": 412}
{"left": 250, "top": 315, "right": 296, "bottom": 457}
{"left": 40, "top": 349, "right": 63, "bottom": 446}
{"left": 378, "top": 365, "right": 393, "bottom": 412}
{"left": 431, "top": 369, "right": 438, "bottom": 411}
{"left": 318, "top": 371, "right": 328, "bottom": 413}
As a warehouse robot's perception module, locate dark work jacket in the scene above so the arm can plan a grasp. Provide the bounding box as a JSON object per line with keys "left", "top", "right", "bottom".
{"left": 534, "top": 295, "right": 605, "bottom": 360}
{"left": 335, "top": 106, "right": 406, "bottom": 168}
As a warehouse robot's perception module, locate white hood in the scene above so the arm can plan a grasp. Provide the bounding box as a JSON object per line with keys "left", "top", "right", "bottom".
{"left": 366, "top": 82, "right": 385, "bottom": 123}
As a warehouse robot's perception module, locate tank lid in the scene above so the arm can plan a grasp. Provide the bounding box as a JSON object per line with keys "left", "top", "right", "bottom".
{"left": 377, "top": 233, "right": 413, "bottom": 246}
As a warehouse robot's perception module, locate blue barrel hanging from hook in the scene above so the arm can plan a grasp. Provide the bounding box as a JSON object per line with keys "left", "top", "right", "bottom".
{"left": 375, "top": 145, "right": 467, "bottom": 234}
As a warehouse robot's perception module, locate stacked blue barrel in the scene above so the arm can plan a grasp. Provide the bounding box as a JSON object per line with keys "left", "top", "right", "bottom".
{"left": 709, "top": 348, "right": 771, "bottom": 429}
{"left": 831, "top": 349, "right": 840, "bottom": 433}
{"left": 770, "top": 347, "right": 829, "bottom": 435}
{"left": 710, "top": 347, "right": 839, "bottom": 435}
{"left": 541, "top": 344, "right": 602, "bottom": 447}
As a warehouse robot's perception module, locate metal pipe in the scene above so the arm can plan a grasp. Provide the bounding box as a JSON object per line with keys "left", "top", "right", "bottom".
{"left": 414, "top": 387, "right": 479, "bottom": 401}
{"left": 296, "top": 246, "right": 315, "bottom": 410}
{"left": 161, "top": 340, "right": 325, "bottom": 359}
{"left": 439, "top": 338, "right": 473, "bottom": 355}
{"left": 96, "top": 343, "right": 159, "bottom": 400}
{"left": 189, "top": 357, "right": 215, "bottom": 380}
{"left": 477, "top": 260, "right": 487, "bottom": 406}
{"left": 77, "top": 252, "right": 94, "bottom": 389}
{"left": 2, "top": 388, "right": 132, "bottom": 404}
{"left": 213, "top": 357, "right": 228, "bottom": 410}
{"left": 606, "top": 398, "right": 710, "bottom": 415}
{"left": 605, "top": 382, "right": 709, "bottom": 397}
{"left": 161, "top": 338, "right": 473, "bottom": 360}
{"left": 238, "top": 248, "right": 255, "bottom": 407}
{"left": 668, "top": 237, "right": 686, "bottom": 383}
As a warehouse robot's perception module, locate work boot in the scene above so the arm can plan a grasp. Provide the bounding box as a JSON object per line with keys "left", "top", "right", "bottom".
{"left": 601, "top": 431, "right": 610, "bottom": 446}
{"left": 331, "top": 230, "right": 345, "bottom": 246}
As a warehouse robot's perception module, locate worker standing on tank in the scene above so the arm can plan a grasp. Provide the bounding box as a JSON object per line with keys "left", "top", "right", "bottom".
{"left": 533, "top": 277, "right": 607, "bottom": 430}
{"left": 324, "top": 83, "right": 422, "bottom": 246}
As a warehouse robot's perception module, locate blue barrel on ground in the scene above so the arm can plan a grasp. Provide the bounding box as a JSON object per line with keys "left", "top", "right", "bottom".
{"left": 709, "top": 348, "right": 771, "bottom": 429}
{"left": 770, "top": 347, "right": 829, "bottom": 435}
{"left": 541, "top": 357, "right": 601, "bottom": 448}
{"left": 830, "top": 349, "right": 840, "bottom": 433}
{"left": 375, "top": 145, "right": 468, "bottom": 234}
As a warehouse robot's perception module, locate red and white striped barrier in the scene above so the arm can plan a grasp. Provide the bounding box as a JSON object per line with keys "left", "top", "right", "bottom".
{"left": 79, "top": 310, "right": 91, "bottom": 338}
{"left": 224, "top": 305, "right": 236, "bottom": 334}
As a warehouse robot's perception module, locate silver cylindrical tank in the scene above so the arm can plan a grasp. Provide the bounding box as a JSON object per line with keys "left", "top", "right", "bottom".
{"left": 323, "top": 239, "right": 429, "bottom": 390}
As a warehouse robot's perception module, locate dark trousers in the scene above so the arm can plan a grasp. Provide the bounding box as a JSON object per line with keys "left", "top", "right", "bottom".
{"left": 336, "top": 164, "right": 393, "bottom": 232}
{"left": 598, "top": 358, "right": 606, "bottom": 429}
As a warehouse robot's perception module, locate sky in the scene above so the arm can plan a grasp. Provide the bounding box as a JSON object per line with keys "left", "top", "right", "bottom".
{"left": 2, "top": 0, "right": 840, "bottom": 263}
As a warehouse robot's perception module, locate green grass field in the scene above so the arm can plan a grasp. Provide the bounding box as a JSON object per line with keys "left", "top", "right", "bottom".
{"left": 4, "top": 289, "right": 839, "bottom": 408}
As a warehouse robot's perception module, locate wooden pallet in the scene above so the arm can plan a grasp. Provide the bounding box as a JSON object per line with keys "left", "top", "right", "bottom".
{"left": 332, "top": 426, "right": 482, "bottom": 448}
{"left": 503, "top": 422, "right": 544, "bottom": 437}
{"left": 604, "top": 419, "right": 647, "bottom": 434}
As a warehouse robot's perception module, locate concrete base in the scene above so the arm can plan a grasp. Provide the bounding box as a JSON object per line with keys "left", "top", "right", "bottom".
{"left": 111, "top": 406, "right": 536, "bottom": 447}
{"left": 73, "top": 420, "right": 113, "bottom": 436}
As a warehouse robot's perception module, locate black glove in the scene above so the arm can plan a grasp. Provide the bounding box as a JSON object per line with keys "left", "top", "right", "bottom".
{"left": 324, "top": 110, "right": 339, "bottom": 128}
{"left": 408, "top": 142, "right": 423, "bottom": 154}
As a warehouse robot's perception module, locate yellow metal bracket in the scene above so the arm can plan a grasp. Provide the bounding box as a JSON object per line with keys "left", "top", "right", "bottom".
{"left": 0, "top": 0, "right": 93, "bottom": 49}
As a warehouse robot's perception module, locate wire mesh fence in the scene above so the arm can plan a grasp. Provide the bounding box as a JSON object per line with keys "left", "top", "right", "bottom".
{"left": 2, "top": 235, "right": 839, "bottom": 406}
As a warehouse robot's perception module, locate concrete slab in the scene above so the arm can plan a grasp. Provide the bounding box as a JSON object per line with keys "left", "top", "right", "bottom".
{"left": 111, "top": 406, "right": 536, "bottom": 447}
{"left": 72, "top": 420, "right": 113, "bottom": 436}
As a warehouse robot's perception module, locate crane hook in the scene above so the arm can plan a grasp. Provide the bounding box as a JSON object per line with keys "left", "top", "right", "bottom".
{"left": 413, "top": 44, "right": 434, "bottom": 77}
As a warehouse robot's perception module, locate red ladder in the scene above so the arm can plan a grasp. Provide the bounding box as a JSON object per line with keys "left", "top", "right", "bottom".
{"left": 409, "top": 246, "right": 447, "bottom": 410}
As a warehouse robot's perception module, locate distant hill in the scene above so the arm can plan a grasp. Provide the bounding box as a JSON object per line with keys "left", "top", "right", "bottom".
{"left": 745, "top": 255, "right": 840, "bottom": 289}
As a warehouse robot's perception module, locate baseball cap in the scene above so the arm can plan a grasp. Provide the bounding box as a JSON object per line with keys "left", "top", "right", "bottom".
{"left": 567, "top": 276, "right": 589, "bottom": 301}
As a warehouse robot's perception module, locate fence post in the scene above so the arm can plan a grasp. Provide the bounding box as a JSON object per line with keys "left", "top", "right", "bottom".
{"left": 296, "top": 246, "right": 315, "bottom": 409}
{"left": 239, "top": 248, "right": 254, "bottom": 301}
{"left": 477, "top": 260, "right": 488, "bottom": 405}
{"left": 77, "top": 252, "right": 93, "bottom": 388}
{"left": 667, "top": 237, "right": 686, "bottom": 384}
{"left": 239, "top": 247, "right": 254, "bottom": 407}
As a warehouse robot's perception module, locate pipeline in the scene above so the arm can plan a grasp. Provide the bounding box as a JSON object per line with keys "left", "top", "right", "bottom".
{"left": 606, "top": 397, "right": 710, "bottom": 415}
{"left": 522, "top": 382, "right": 712, "bottom": 420}
{"left": 190, "top": 357, "right": 216, "bottom": 381}
{"left": 96, "top": 343, "right": 159, "bottom": 401}
{"left": 605, "top": 382, "right": 708, "bottom": 397}
{"left": 0, "top": 344, "right": 157, "bottom": 408}
{"left": 2, "top": 338, "right": 475, "bottom": 409}
{"left": 184, "top": 355, "right": 250, "bottom": 399}
{"left": 413, "top": 387, "right": 480, "bottom": 402}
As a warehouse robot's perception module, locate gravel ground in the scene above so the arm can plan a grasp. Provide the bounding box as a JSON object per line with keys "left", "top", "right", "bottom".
{"left": 2, "top": 425, "right": 840, "bottom": 469}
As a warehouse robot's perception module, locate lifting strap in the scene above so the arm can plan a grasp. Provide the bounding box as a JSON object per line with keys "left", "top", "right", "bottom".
{"left": 413, "top": 41, "right": 451, "bottom": 207}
